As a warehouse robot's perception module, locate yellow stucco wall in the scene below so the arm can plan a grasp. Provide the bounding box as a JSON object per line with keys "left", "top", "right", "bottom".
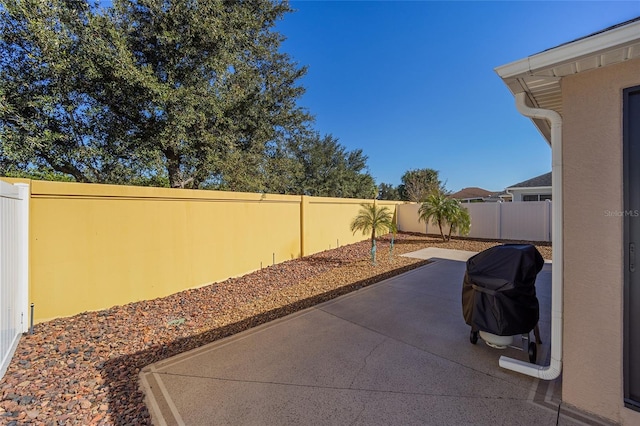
{"left": 0, "top": 179, "right": 400, "bottom": 323}
{"left": 302, "top": 197, "right": 397, "bottom": 255}
{"left": 562, "top": 57, "right": 640, "bottom": 424}
{"left": 27, "top": 181, "right": 304, "bottom": 322}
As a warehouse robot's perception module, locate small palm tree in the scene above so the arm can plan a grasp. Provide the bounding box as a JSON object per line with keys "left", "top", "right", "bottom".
{"left": 418, "top": 192, "right": 455, "bottom": 241}
{"left": 447, "top": 202, "right": 471, "bottom": 241}
{"left": 350, "top": 203, "right": 396, "bottom": 264}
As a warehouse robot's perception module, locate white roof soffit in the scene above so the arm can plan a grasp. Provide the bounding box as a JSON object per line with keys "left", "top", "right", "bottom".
{"left": 495, "top": 18, "right": 640, "bottom": 143}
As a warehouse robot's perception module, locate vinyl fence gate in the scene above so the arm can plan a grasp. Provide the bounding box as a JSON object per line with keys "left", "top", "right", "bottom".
{"left": 0, "top": 181, "right": 29, "bottom": 380}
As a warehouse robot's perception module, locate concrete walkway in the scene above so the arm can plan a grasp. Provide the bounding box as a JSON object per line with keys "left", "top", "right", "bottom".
{"left": 140, "top": 251, "right": 607, "bottom": 426}
{"left": 400, "top": 247, "right": 479, "bottom": 262}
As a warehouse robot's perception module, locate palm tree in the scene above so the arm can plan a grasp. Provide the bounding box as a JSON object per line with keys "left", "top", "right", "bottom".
{"left": 350, "top": 203, "right": 396, "bottom": 264}
{"left": 447, "top": 202, "right": 471, "bottom": 241}
{"left": 418, "top": 192, "right": 455, "bottom": 241}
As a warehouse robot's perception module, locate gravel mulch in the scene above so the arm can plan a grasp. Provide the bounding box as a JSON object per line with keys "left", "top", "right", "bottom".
{"left": 0, "top": 233, "right": 551, "bottom": 425}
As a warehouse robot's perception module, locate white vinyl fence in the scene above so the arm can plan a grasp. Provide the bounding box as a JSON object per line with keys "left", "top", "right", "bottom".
{"left": 0, "top": 181, "right": 29, "bottom": 380}
{"left": 397, "top": 201, "right": 552, "bottom": 242}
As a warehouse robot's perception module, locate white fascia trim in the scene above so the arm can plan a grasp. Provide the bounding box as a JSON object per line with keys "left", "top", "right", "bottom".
{"left": 506, "top": 186, "right": 552, "bottom": 192}
{"left": 495, "top": 19, "right": 640, "bottom": 78}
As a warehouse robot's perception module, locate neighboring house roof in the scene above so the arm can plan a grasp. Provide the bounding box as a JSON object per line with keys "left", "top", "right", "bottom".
{"left": 495, "top": 17, "right": 640, "bottom": 144}
{"left": 449, "top": 187, "right": 496, "bottom": 200}
{"left": 506, "top": 172, "right": 552, "bottom": 189}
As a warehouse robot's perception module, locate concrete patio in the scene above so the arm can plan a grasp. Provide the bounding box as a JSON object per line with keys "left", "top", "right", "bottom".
{"left": 140, "top": 250, "right": 611, "bottom": 425}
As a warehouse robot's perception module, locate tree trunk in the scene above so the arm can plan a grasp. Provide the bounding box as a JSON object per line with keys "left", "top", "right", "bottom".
{"left": 165, "top": 148, "right": 182, "bottom": 188}
{"left": 371, "top": 230, "right": 377, "bottom": 264}
{"left": 438, "top": 220, "right": 445, "bottom": 241}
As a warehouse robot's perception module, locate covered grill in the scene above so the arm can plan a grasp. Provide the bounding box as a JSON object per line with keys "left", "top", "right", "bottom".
{"left": 462, "top": 244, "right": 544, "bottom": 362}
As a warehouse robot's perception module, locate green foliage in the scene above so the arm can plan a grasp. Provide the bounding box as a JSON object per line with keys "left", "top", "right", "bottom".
{"left": 418, "top": 191, "right": 471, "bottom": 241}
{"left": 0, "top": 0, "right": 379, "bottom": 196}
{"left": 418, "top": 192, "right": 450, "bottom": 241}
{"left": 0, "top": 167, "right": 75, "bottom": 182}
{"left": 447, "top": 202, "right": 471, "bottom": 240}
{"left": 0, "top": 0, "right": 134, "bottom": 183}
{"left": 94, "top": 0, "right": 312, "bottom": 190}
{"left": 399, "top": 168, "right": 445, "bottom": 202}
{"left": 350, "top": 203, "right": 396, "bottom": 248}
{"left": 377, "top": 182, "right": 401, "bottom": 200}
{"left": 290, "top": 133, "right": 376, "bottom": 199}
{"left": 3, "top": 0, "right": 357, "bottom": 194}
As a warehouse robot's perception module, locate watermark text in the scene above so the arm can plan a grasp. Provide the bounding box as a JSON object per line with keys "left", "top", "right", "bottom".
{"left": 604, "top": 210, "right": 640, "bottom": 217}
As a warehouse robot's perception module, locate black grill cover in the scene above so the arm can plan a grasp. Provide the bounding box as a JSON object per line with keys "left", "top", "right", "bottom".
{"left": 462, "top": 244, "right": 544, "bottom": 336}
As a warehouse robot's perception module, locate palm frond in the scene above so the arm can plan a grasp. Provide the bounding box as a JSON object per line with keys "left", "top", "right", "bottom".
{"left": 350, "top": 203, "right": 395, "bottom": 237}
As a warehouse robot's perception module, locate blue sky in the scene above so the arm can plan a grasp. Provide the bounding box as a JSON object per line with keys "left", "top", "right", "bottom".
{"left": 275, "top": 1, "right": 640, "bottom": 192}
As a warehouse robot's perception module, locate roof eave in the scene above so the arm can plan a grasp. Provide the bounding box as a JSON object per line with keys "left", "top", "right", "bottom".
{"left": 495, "top": 18, "right": 640, "bottom": 145}
{"left": 495, "top": 18, "right": 640, "bottom": 79}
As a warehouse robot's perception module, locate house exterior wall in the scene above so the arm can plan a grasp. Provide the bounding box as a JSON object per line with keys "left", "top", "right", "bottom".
{"left": 562, "top": 57, "right": 640, "bottom": 424}
{"left": 508, "top": 187, "right": 552, "bottom": 202}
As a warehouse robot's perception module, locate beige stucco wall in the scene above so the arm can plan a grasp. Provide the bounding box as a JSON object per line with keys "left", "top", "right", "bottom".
{"left": 562, "top": 57, "right": 640, "bottom": 424}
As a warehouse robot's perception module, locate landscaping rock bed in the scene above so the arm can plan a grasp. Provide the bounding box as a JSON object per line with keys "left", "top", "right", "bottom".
{"left": 0, "top": 233, "right": 551, "bottom": 425}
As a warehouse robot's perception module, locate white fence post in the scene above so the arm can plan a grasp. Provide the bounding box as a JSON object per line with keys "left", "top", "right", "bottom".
{"left": 547, "top": 199, "right": 553, "bottom": 242}
{"left": 15, "top": 183, "right": 29, "bottom": 334}
{"left": 0, "top": 181, "right": 29, "bottom": 380}
{"left": 498, "top": 201, "right": 503, "bottom": 240}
